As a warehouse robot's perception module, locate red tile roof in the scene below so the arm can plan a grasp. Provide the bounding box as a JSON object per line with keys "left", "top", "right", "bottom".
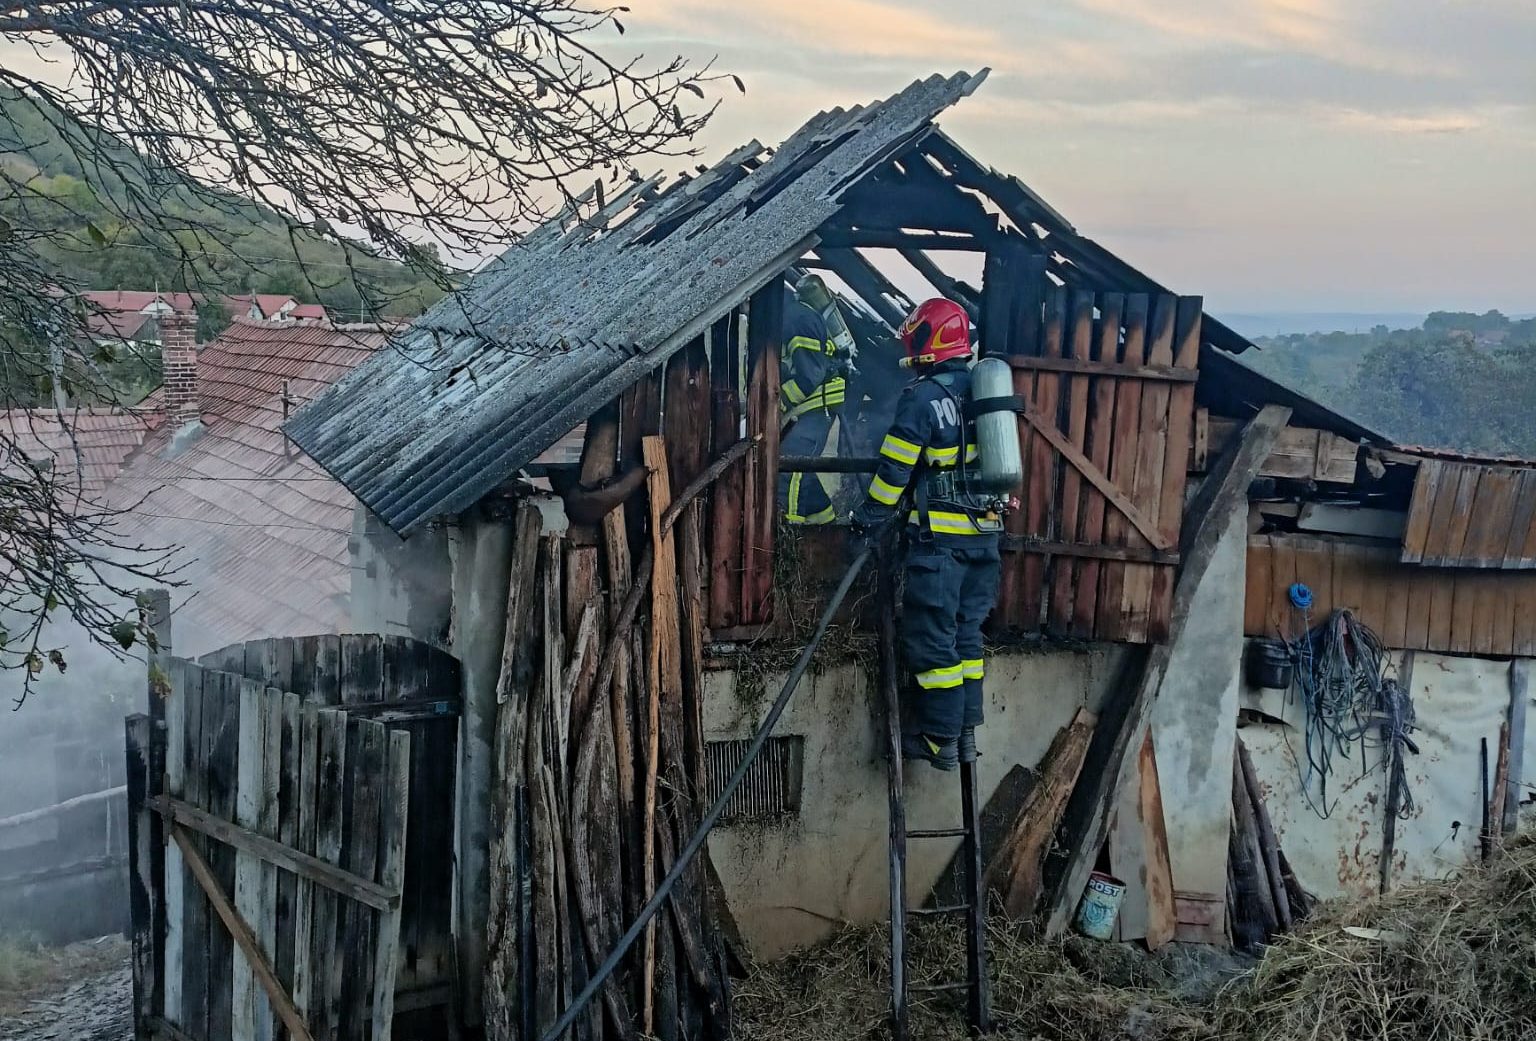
{"left": 0, "top": 408, "right": 157, "bottom": 502}
{"left": 99, "top": 319, "right": 393, "bottom": 655}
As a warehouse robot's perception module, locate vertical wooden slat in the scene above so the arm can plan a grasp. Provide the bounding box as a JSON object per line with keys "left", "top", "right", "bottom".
{"left": 1512, "top": 575, "right": 1536, "bottom": 656}
{"left": 312, "top": 637, "right": 342, "bottom": 706}
{"left": 1449, "top": 572, "right": 1476, "bottom": 655}
{"left": 1071, "top": 293, "right": 1122, "bottom": 638}
{"left": 741, "top": 284, "right": 782, "bottom": 626}
{"left": 1380, "top": 562, "right": 1412, "bottom": 650}
{"left": 310, "top": 709, "right": 348, "bottom": 1041}
{"left": 708, "top": 312, "right": 745, "bottom": 631}
{"left": 234, "top": 682, "right": 265, "bottom": 1041}
{"left": 164, "top": 660, "right": 191, "bottom": 1030}
{"left": 371, "top": 729, "right": 412, "bottom": 1041}
{"left": 1294, "top": 537, "right": 1334, "bottom": 621}
{"left": 1466, "top": 469, "right": 1518, "bottom": 567}
{"left": 1019, "top": 288, "right": 1065, "bottom": 630}
{"left": 1098, "top": 294, "right": 1150, "bottom": 640}
{"left": 291, "top": 707, "right": 320, "bottom": 1028}
{"left": 1420, "top": 463, "right": 1465, "bottom": 566}
{"left": 662, "top": 336, "right": 712, "bottom": 496}
{"left": 274, "top": 692, "right": 302, "bottom": 1040}
{"left": 338, "top": 720, "right": 385, "bottom": 1041}
{"left": 997, "top": 254, "right": 1046, "bottom": 629}
{"left": 206, "top": 673, "right": 241, "bottom": 1041}
{"left": 1400, "top": 460, "right": 1441, "bottom": 563}
{"left": 1244, "top": 536, "right": 1271, "bottom": 636}
{"left": 1501, "top": 470, "right": 1536, "bottom": 567}
{"left": 1121, "top": 294, "right": 1177, "bottom": 642}
{"left": 1440, "top": 465, "right": 1485, "bottom": 566}
{"left": 1403, "top": 567, "right": 1434, "bottom": 652}
{"left": 127, "top": 713, "right": 158, "bottom": 1041}
{"left": 1474, "top": 573, "right": 1501, "bottom": 656}
{"left": 1427, "top": 566, "right": 1457, "bottom": 653}
{"left": 1150, "top": 297, "right": 1202, "bottom": 639}
{"left": 1046, "top": 289, "right": 1095, "bottom": 633}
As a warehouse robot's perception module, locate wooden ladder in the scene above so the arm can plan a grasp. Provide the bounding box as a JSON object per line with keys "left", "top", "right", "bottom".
{"left": 877, "top": 549, "right": 992, "bottom": 1040}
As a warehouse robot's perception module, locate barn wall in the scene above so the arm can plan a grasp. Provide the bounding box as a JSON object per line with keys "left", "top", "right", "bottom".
{"left": 703, "top": 644, "right": 1135, "bottom": 959}
{"left": 1242, "top": 653, "right": 1530, "bottom": 901}
{"left": 350, "top": 505, "right": 454, "bottom": 646}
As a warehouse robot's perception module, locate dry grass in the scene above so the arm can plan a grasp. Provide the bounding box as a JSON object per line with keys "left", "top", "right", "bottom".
{"left": 736, "top": 836, "right": 1536, "bottom": 1041}
{"left": 0, "top": 933, "right": 129, "bottom": 1015}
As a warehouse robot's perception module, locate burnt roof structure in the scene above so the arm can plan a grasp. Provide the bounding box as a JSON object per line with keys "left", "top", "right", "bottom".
{"left": 290, "top": 71, "right": 1382, "bottom": 535}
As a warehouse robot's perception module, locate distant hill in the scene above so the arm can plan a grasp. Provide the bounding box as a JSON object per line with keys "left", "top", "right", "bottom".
{"left": 0, "top": 88, "right": 446, "bottom": 321}
{"left": 1218, "top": 312, "right": 1428, "bottom": 338}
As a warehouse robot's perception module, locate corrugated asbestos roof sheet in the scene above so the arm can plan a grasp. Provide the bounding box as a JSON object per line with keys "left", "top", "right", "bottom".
{"left": 288, "top": 71, "right": 989, "bottom": 535}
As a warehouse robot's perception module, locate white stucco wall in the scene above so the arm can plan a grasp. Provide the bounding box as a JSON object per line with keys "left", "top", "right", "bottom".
{"left": 1242, "top": 652, "right": 1526, "bottom": 900}
{"left": 703, "top": 643, "right": 1135, "bottom": 959}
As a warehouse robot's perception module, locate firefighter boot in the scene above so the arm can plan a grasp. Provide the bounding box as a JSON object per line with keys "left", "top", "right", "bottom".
{"left": 901, "top": 731, "right": 959, "bottom": 771}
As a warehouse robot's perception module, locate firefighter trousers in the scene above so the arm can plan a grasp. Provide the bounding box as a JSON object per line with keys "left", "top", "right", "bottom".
{"left": 777, "top": 409, "right": 838, "bottom": 524}
{"left": 900, "top": 536, "right": 1002, "bottom": 740}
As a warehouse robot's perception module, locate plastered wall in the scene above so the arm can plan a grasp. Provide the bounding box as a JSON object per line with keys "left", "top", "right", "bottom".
{"left": 703, "top": 643, "right": 1134, "bottom": 959}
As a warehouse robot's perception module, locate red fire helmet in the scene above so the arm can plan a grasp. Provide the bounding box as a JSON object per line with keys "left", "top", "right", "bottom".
{"left": 898, "top": 297, "right": 971, "bottom": 367}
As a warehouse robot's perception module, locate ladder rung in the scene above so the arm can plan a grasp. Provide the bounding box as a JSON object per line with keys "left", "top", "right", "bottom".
{"left": 910, "top": 904, "right": 970, "bottom": 917}
{"left": 910, "top": 981, "right": 971, "bottom": 994}
{"left": 907, "top": 827, "right": 967, "bottom": 839}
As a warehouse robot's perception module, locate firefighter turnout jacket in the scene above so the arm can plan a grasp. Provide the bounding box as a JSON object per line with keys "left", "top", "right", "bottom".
{"left": 780, "top": 298, "right": 847, "bottom": 421}
{"left": 854, "top": 358, "right": 1003, "bottom": 743}
{"left": 852, "top": 360, "right": 1004, "bottom": 542}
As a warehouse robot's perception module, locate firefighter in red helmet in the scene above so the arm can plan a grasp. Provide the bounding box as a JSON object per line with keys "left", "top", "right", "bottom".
{"left": 851, "top": 297, "right": 1002, "bottom": 771}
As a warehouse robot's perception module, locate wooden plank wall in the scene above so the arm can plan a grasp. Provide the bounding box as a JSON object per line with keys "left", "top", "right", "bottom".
{"left": 197, "top": 635, "right": 462, "bottom": 1003}
{"left": 994, "top": 282, "right": 1202, "bottom": 644}
{"left": 703, "top": 289, "right": 780, "bottom": 636}
{"left": 1245, "top": 533, "right": 1536, "bottom": 656}
{"left": 1402, "top": 459, "right": 1536, "bottom": 568}
{"left": 153, "top": 654, "right": 413, "bottom": 1041}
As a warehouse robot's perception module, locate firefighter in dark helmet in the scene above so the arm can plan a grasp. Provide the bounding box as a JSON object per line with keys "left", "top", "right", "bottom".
{"left": 850, "top": 297, "right": 1003, "bottom": 771}
{"left": 776, "top": 287, "right": 847, "bottom": 524}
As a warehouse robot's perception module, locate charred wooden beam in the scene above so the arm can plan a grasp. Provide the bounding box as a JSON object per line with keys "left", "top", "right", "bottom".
{"left": 818, "top": 227, "right": 989, "bottom": 252}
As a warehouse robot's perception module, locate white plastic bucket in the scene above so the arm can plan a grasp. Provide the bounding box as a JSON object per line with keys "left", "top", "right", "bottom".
{"left": 1074, "top": 871, "right": 1127, "bottom": 940}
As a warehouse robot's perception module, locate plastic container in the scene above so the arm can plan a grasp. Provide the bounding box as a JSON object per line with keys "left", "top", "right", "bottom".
{"left": 1246, "top": 638, "right": 1293, "bottom": 690}
{"left": 1074, "top": 871, "right": 1127, "bottom": 940}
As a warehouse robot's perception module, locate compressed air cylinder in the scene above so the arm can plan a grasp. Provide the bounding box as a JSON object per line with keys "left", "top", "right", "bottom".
{"left": 969, "top": 355, "right": 1024, "bottom": 492}
{"left": 794, "top": 273, "right": 859, "bottom": 361}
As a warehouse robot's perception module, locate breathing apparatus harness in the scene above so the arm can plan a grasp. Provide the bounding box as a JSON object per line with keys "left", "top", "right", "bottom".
{"left": 910, "top": 367, "right": 1008, "bottom": 541}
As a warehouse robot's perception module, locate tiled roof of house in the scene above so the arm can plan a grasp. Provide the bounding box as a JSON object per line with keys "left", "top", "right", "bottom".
{"left": 0, "top": 407, "right": 158, "bottom": 502}
{"left": 99, "top": 319, "right": 391, "bottom": 656}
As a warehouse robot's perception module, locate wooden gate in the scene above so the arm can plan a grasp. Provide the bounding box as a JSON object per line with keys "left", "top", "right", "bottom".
{"left": 126, "top": 627, "right": 461, "bottom": 1041}
{"left": 991, "top": 283, "right": 1202, "bottom": 643}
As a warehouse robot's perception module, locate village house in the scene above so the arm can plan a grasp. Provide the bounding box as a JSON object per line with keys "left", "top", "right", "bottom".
{"left": 0, "top": 315, "right": 385, "bottom": 942}
{"left": 114, "top": 73, "right": 1536, "bottom": 1041}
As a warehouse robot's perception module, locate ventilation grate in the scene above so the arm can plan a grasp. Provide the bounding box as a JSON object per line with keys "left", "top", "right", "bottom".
{"left": 705, "top": 736, "right": 804, "bottom": 823}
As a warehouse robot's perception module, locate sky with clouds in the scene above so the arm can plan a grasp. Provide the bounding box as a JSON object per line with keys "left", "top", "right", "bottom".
{"left": 627, "top": 0, "right": 1535, "bottom": 314}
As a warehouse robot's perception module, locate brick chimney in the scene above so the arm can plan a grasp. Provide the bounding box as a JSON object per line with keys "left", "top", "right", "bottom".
{"left": 160, "top": 312, "right": 200, "bottom": 426}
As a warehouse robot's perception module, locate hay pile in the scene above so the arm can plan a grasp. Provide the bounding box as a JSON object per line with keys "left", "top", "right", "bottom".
{"left": 734, "top": 836, "right": 1536, "bottom": 1041}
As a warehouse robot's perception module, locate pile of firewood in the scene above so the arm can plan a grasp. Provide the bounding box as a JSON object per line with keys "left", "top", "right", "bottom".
{"left": 483, "top": 428, "right": 739, "bottom": 1041}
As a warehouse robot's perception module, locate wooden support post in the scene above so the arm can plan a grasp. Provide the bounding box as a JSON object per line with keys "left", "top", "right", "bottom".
{"left": 741, "top": 285, "right": 783, "bottom": 625}
{"left": 1237, "top": 738, "right": 1291, "bottom": 932}
{"left": 642, "top": 434, "right": 681, "bottom": 1032}
{"left": 1506, "top": 660, "right": 1529, "bottom": 836}
{"left": 1044, "top": 405, "right": 1292, "bottom": 936}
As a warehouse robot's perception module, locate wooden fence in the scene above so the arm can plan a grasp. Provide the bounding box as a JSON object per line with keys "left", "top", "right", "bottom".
{"left": 127, "top": 629, "right": 461, "bottom": 1041}
{"left": 989, "top": 281, "right": 1202, "bottom": 642}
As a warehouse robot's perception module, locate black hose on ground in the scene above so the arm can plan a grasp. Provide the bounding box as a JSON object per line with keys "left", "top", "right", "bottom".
{"left": 538, "top": 545, "right": 876, "bottom": 1041}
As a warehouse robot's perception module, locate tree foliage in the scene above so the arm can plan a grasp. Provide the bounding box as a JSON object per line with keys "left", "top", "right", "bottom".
{"left": 0, "top": 0, "right": 723, "bottom": 702}
{"left": 1251, "top": 311, "right": 1536, "bottom": 455}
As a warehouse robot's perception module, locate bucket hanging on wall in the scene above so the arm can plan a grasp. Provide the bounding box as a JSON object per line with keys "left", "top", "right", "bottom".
{"left": 1074, "top": 871, "right": 1127, "bottom": 940}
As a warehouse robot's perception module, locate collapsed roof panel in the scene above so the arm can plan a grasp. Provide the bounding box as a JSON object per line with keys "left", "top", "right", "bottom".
{"left": 288, "top": 71, "right": 989, "bottom": 534}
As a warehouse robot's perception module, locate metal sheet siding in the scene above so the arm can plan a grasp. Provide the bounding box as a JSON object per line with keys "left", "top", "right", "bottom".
{"left": 288, "top": 72, "right": 988, "bottom": 534}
